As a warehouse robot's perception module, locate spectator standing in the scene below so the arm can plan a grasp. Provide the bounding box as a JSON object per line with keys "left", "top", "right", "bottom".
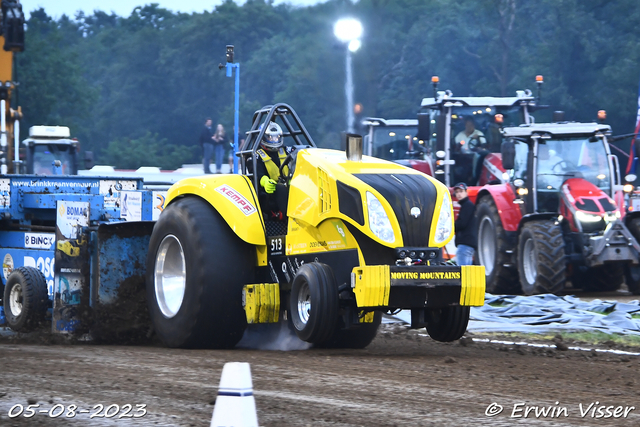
{"left": 199, "top": 118, "right": 214, "bottom": 174}
{"left": 453, "top": 182, "right": 478, "bottom": 265}
{"left": 212, "top": 124, "right": 227, "bottom": 173}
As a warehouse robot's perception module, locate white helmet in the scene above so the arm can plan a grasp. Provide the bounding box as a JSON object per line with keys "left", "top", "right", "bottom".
{"left": 261, "top": 122, "right": 283, "bottom": 151}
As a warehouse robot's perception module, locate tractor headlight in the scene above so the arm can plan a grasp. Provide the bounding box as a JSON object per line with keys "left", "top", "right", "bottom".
{"left": 604, "top": 211, "right": 620, "bottom": 223}
{"left": 366, "top": 191, "right": 395, "bottom": 243}
{"left": 434, "top": 193, "right": 453, "bottom": 244}
{"left": 575, "top": 210, "right": 602, "bottom": 223}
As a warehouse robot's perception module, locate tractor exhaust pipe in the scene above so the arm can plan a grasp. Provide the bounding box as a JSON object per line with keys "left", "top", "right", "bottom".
{"left": 343, "top": 132, "right": 363, "bottom": 162}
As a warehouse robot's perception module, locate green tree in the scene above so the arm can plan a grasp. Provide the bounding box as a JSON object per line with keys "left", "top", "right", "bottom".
{"left": 15, "top": 0, "right": 640, "bottom": 169}
{"left": 100, "top": 132, "right": 197, "bottom": 169}
{"left": 18, "top": 9, "right": 97, "bottom": 135}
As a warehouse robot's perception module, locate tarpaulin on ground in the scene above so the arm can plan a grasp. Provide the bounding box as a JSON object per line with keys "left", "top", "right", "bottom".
{"left": 386, "top": 294, "right": 640, "bottom": 335}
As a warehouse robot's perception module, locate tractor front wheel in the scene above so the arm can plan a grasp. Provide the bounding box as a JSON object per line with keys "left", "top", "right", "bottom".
{"left": 517, "top": 221, "right": 566, "bottom": 295}
{"left": 289, "top": 262, "right": 339, "bottom": 345}
{"left": 426, "top": 306, "right": 470, "bottom": 342}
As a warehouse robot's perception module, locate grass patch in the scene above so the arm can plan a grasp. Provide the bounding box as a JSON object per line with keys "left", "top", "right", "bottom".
{"left": 487, "top": 301, "right": 510, "bottom": 307}
{"left": 474, "top": 331, "right": 640, "bottom": 348}
{"left": 588, "top": 307, "right": 614, "bottom": 315}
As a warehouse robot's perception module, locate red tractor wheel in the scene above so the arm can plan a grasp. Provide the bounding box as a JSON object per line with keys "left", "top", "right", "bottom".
{"left": 475, "top": 197, "right": 519, "bottom": 293}
{"left": 517, "top": 220, "right": 566, "bottom": 295}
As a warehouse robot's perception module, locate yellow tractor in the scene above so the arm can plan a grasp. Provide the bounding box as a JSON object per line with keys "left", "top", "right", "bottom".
{"left": 146, "top": 104, "right": 485, "bottom": 349}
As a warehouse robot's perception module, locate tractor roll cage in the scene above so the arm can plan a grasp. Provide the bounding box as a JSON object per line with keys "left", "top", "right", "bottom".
{"left": 238, "top": 103, "right": 316, "bottom": 192}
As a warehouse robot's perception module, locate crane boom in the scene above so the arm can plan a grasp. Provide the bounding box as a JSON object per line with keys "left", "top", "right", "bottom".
{"left": 0, "top": 0, "right": 25, "bottom": 173}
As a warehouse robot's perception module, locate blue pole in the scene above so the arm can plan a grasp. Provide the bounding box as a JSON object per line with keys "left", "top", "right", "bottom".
{"left": 234, "top": 64, "right": 240, "bottom": 174}
{"left": 226, "top": 62, "right": 240, "bottom": 174}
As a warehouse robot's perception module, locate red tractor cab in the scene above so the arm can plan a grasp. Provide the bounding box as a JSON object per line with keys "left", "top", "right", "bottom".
{"left": 362, "top": 77, "right": 546, "bottom": 193}
{"left": 475, "top": 122, "right": 640, "bottom": 295}
{"left": 418, "top": 85, "right": 541, "bottom": 189}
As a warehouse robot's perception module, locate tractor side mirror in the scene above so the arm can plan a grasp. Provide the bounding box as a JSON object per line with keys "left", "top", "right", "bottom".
{"left": 84, "top": 151, "right": 94, "bottom": 169}
{"left": 416, "top": 113, "right": 430, "bottom": 141}
{"left": 501, "top": 139, "right": 516, "bottom": 170}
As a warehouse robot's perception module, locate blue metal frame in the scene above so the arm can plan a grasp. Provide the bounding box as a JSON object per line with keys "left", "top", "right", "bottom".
{"left": 0, "top": 174, "right": 158, "bottom": 332}
{"left": 225, "top": 62, "right": 240, "bottom": 174}
{"left": 0, "top": 175, "right": 152, "bottom": 222}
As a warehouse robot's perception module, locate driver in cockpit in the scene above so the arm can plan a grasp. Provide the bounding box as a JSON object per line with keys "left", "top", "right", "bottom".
{"left": 455, "top": 117, "right": 486, "bottom": 153}
{"left": 254, "top": 121, "right": 294, "bottom": 220}
{"left": 454, "top": 117, "right": 488, "bottom": 184}
{"left": 537, "top": 144, "right": 563, "bottom": 172}
{"left": 537, "top": 143, "right": 564, "bottom": 189}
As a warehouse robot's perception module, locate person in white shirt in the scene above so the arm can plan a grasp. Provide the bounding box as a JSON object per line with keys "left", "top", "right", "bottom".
{"left": 455, "top": 117, "right": 486, "bottom": 153}
{"left": 537, "top": 143, "right": 565, "bottom": 189}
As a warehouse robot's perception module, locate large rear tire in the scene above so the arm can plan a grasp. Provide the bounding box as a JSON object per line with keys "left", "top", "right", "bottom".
{"left": 426, "top": 306, "right": 470, "bottom": 342}
{"left": 476, "top": 197, "right": 519, "bottom": 293}
{"left": 3, "top": 267, "right": 49, "bottom": 332}
{"left": 317, "top": 312, "right": 382, "bottom": 349}
{"left": 146, "top": 197, "right": 253, "bottom": 349}
{"left": 517, "top": 221, "right": 566, "bottom": 295}
{"left": 289, "top": 262, "right": 339, "bottom": 345}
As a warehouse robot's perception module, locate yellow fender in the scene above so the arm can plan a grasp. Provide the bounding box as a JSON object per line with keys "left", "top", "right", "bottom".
{"left": 165, "top": 175, "right": 266, "bottom": 246}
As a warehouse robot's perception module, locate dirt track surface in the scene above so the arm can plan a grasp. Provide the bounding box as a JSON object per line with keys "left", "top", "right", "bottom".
{"left": 1, "top": 324, "right": 640, "bottom": 427}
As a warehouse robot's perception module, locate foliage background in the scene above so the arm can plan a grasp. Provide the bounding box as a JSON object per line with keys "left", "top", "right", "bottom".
{"left": 13, "top": 0, "right": 640, "bottom": 169}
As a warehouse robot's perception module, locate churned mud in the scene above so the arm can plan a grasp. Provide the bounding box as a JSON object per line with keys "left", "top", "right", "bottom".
{"left": 1, "top": 323, "right": 639, "bottom": 426}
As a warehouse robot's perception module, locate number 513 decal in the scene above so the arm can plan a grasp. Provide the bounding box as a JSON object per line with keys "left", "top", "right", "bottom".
{"left": 269, "top": 236, "right": 285, "bottom": 256}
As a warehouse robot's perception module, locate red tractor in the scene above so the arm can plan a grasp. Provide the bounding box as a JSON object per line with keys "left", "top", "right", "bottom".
{"left": 362, "top": 78, "right": 546, "bottom": 261}
{"left": 475, "top": 122, "right": 640, "bottom": 294}
{"left": 363, "top": 78, "right": 545, "bottom": 210}
{"left": 418, "top": 77, "right": 543, "bottom": 189}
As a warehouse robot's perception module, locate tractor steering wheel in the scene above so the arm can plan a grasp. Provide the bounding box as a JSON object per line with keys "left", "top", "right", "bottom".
{"left": 467, "top": 135, "right": 488, "bottom": 153}
{"left": 551, "top": 160, "right": 577, "bottom": 174}
{"left": 279, "top": 149, "right": 297, "bottom": 184}
{"left": 467, "top": 137, "right": 481, "bottom": 151}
